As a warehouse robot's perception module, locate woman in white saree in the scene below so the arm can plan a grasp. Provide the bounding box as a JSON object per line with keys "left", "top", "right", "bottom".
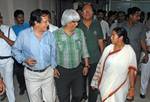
{"left": 91, "top": 27, "right": 137, "bottom": 102}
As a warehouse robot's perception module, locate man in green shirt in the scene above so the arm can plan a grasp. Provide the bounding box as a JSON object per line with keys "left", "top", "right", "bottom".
{"left": 78, "top": 3, "right": 104, "bottom": 102}
{"left": 54, "top": 9, "right": 90, "bottom": 102}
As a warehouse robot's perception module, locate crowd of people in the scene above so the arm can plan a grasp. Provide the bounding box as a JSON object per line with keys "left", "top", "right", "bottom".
{"left": 0, "top": 2, "right": 150, "bottom": 102}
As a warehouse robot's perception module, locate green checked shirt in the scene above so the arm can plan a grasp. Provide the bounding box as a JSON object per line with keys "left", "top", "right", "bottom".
{"left": 54, "top": 27, "right": 90, "bottom": 69}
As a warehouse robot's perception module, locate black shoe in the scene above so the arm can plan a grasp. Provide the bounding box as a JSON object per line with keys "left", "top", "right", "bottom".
{"left": 140, "top": 94, "right": 145, "bottom": 99}
{"left": 82, "top": 94, "right": 88, "bottom": 100}
{"left": 19, "top": 88, "right": 26, "bottom": 95}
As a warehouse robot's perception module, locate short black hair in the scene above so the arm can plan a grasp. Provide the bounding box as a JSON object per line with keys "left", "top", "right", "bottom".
{"left": 97, "top": 9, "right": 104, "bottom": 14}
{"left": 42, "top": 10, "right": 51, "bottom": 17}
{"left": 29, "top": 9, "right": 47, "bottom": 26}
{"left": 127, "top": 7, "right": 141, "bottom": 17}
{"left": 113, "top": 27, "right": 130, "bottom": 44}
{"left": 14, "top": 9, "right": 24, "bottom": 18}
{"left": 82, "top": 3, "right": 95, "bottom": 13}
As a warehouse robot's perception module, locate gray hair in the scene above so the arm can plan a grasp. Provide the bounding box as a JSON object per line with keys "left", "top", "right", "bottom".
{"left": 61, "top": 9, "right": 80, "bottom": 26}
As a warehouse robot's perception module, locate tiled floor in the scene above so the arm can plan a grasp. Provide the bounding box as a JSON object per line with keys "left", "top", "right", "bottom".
{"left": 2, "top": 75, "right": 150, "bottom": 102}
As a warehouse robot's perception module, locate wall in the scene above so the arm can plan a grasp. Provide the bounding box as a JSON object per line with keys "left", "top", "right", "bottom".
{"left": 0, "top": 0, "right": 55, "bottom": 26}
{"left": 111, "top": 0, "right": 150, "bottom": 13}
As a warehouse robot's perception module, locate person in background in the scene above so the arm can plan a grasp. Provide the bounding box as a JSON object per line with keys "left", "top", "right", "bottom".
{"left": 91, "top": 27, "right": 137, "bottom": 102}
{"left": 0, "top": 12, "right": 16, "bottom": 102}
{"left": 140, "top": 11, "right": 145, "bottom": 24}
{"left": 78, "top": 3, "right": 104, "bottom": 102}
{"left": 42, "top": 10, "right": 58, "bottom": 32}
{"left": 145, "top": 12, "right": 150, "bottom": 31}
{"left": 119, "top": 7, "right": 148, "bottom": 65}
{"left": 12, "top": 9, "right": 57, "bottom": 102}
{"left": 54, "top": 9, "right": 89, "bottom": 102}
{"left": 109, "top": 11, "right": 126, "bottom": 36}
{"left": 12, "top": 9, "right": 30, "bottom": 95}
{"left": 140, "top": 28, "right": 150, "bottom": 99}
{"left": 12, "top": 9, "right": 30, "bottom": 36}
{"left": 97, "top": 9, "right": 110, "bottom": 45}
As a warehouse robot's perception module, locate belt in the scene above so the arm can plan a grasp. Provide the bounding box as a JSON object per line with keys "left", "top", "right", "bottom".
{"left": 0, "top": 56, "right": 11, "bottom": 59}
{"left": 26, "top": 65, "right": 50, "bottom": 72}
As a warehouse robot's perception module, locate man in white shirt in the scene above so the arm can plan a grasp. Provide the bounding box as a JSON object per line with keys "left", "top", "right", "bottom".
{"left": 42, "top": 10, "right": 58, "bottom": 32}
{"left": 97, "top": 9, "right": 109, "bottom": 40}
{"left": 0, "top": 12, "right": 16, "bottom": 102}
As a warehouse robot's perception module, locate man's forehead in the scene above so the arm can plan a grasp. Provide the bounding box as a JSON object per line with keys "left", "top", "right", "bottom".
{"left": 83, "top": 5, "right": 92, "bottom": 11}
{"left": 134, "top": 11, "right": 141, "bottom": 15}
{"left": 41, "top": 15, "right": 48, "bottom": 20}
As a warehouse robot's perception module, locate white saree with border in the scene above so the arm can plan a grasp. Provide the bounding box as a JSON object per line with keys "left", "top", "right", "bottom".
{"left": 91, "top": 44, "right": 137, "bottom": 102}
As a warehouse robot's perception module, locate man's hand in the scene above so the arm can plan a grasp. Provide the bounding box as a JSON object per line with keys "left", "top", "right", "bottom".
{"left": 25, "top": 58, "right": 37, "bottom": 67}
{"left": 54, "top": 68, "right": 60, "bottom": 78}
{"left": 143, "top": 53, "right": 149, "bottom": 63}
{"left": 0, "top": 30, "right": 5, "bottom": 39}
{"left": 0, "top": 79, "right": 5, "bottom": 95}
{"left": 82, "top": 67, "right": 89, "bottom": 76}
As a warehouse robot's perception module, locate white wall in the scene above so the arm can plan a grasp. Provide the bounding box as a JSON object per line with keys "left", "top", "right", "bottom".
{"left": 0, "top": 0, "right": 55, "bottom": 26}
{"left": 0, "top": 0, "right": 12, "bottom": 25}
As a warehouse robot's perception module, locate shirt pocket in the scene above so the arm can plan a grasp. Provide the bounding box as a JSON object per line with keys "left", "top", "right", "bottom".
{"left": 57, "top": 41, "right": 65, "bottom": 52}
{"left": 75, "top": 39, "right": 82, "bottom": 51}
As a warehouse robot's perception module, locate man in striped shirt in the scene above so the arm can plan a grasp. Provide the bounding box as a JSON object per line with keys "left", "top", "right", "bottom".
{"left": 54, "top": 9, "right": 90, "bottom": 102}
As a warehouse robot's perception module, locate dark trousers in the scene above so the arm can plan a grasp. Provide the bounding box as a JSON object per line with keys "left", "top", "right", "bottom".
{"left": 83, "top": 63, "right": 99, "bottom": 102}
{"left": 55, "top": 64, "right": 83, "bottom": 102}
{"left": 14, "top": 60, "right": 26, "bottom": 90}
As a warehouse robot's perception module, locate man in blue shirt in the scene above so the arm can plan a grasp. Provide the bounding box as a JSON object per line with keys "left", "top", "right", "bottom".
{"left": 12, "top": 9, "right": 57, "bottom": 102}
{"left": 12, "top": 9, "right": 30, "bottom": 36}
{"left": 12, "top": 9, "right": 30, "bottom": 95}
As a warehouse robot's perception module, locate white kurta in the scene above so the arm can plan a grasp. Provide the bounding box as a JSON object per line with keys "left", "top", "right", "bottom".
{"left": 91, "top": 44, "right": 137, "bottom": 102}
